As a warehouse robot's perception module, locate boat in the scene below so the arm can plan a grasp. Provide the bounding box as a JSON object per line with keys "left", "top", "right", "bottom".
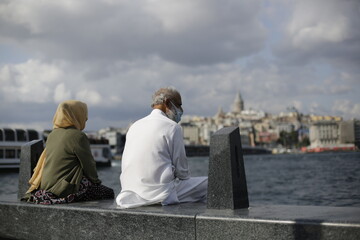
{"left": 0, "top": 128, "right": 41, "bottom": 168}
{"left": 242, "top": 145, "right": 272, "bottom": 155}
{"left": 88, "top": 137, "right": 112, "bottom": 166}
{"left": 1, "top": 128, "right": 112, "bottom": 168}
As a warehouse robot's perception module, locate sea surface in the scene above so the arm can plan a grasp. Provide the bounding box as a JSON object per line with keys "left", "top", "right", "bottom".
{"left": 1, "top": 152, "right": 359, "bottom": 207}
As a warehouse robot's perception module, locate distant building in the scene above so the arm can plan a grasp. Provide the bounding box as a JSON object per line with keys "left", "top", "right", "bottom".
{"left": 354, "top": 119, "right": 360, "bottom": 149}
{"left": 231, "top": 91, "right": 244, "bottom": 114}
{"left": 239, "top": 121, "right": 255, "bottom": 146}
{"left": 276, "top": 122, "right": 296, "bottom": 134}
{"left": 98, "top": 127, "right": 126, "bottom": 156}
{"left": 182, "top": 123, "right": 200, "bottom": 145}
{"left": 200, "top": 122, "right": 219, "bottom": 145}
{"left": 214, "top": 106, "right": 226, "bottom": 118}
{"left": 310, "top": 115, "right": 342, "bottom": 122}
{"left": 257, "top": 131, "right": 278, "bottom": 146}
{"left": 181, "top": 92, "right": 355, "bottom": 152}
{"left": 275, "top": 108, "right": 302, "bottom": 133}
{"left": 339, "top": 120, "right": 355, "bottom": 144}
{"left": 310, "top": 120, "right": 339, "bottom": 147}
{"left": 214, "top": 107, "right": 226, "bottom": 126}
{"left": 240, "top": 108, "right": 266, "bottom": 121}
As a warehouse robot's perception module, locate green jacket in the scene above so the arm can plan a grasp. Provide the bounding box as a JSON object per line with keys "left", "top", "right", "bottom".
{"left": 39, "top": 127, "right": 101, "bottom": 198}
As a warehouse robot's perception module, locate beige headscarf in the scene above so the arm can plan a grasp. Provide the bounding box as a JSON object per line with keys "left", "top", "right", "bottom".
{"left": 52, "top": 100, "right": 88, "bottom": 131}
{"left": 26, "top": 100, "right": 88, "bottom": 193}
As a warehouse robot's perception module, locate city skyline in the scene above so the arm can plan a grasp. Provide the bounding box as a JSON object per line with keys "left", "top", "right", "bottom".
{"left": 1, "top": 0, "right": 359, "bottom": 131}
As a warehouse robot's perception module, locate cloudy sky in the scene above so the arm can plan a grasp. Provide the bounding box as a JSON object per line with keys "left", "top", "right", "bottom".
{"left": 1, "top": 0, "right": 359, "bottom": 131}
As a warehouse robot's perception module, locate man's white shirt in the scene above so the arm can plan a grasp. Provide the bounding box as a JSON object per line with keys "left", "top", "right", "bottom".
{"left": 116, "top": 109, "right": 190, "bottom": 208}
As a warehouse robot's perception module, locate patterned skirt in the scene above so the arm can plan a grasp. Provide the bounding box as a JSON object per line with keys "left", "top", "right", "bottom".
{"left": 28, "top": 177, "right": 114, "bottom": 205}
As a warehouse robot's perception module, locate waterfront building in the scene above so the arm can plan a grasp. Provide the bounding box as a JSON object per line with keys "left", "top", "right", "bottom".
{"left": 306, "top": 118, "right": 356, "bottom": 152}
{"left": 238, "top": 120, "right": 255, "bottom": 146}
{"left": 240, "top": 108, "right": 266, "bottom": 121}
{"left": 200, "top": 121, "right": 219, "bottom": 145}
{"left": 339, "top": 120, "right": 355, "bottom": 144}
{"left": 179, "top": 92, "right": 355, "bottom": 152}
{"left": 309, "top": 120, "right": 340, "bottom": 147}
{"left": 181, "top": 123, "right": 200, "bottom": 145}
{"left": 275, "top": 108, "right": 302, "bottom": 133}
{"left": 214, "top": 107, "right": 237, "bottom": 127}
{"left": 355, "top": 119, "right": 360, "bottom": 149}
{"left": 254, "top": 119, "right": 278, "bottom": 147}
{"left": 297, "top": 125, "right": 310, "bottom": 142}
{"left": 98, "top": 127, "right": 126, "bottom": 156}
{"left": 181, "top": 115, "right": 217, "bottom": 145}
{"left": 257, "top": 131, "right": 278, "bottom": 146}
{"left": 310, "top": 115, "right": 342, "bottom": 122}
{"left": 276, "top": 122, "right": 296, "bottom": 135}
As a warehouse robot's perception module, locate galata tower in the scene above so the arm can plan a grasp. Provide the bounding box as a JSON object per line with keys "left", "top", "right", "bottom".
{"left": 231, "top": 91, "right": 244, "bottom": 114}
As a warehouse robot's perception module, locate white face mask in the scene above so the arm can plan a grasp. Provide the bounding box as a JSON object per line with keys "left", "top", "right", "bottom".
{"left": 167, "top": 101, "right": 183, "bottom": 123}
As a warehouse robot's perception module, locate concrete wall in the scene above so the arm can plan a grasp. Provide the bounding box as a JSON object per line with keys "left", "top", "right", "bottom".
{"left": 1, "top": 200, "right": 359, "bottom": 240}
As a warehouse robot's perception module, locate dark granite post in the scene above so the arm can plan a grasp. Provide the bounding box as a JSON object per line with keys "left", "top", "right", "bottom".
{"left": 18, "top": 139, "right": 44, "bottom": 200}
{"left": 207, "top": 126, "right": 249, "bottom": 209}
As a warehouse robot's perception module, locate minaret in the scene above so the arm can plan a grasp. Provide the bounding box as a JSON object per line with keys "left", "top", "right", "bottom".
{"left": 231, "top": 91, "right": 244, "bottom": 114}
{"left": 214, "top": 106, "right": 226, "bottom": 119}
{"left": 214, "top": 106, "right": 226, "bottom": 125}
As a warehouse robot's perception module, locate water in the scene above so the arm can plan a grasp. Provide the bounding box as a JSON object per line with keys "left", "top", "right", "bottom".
{"left": 1, "top": 152, "right": 359, "bottom": 207}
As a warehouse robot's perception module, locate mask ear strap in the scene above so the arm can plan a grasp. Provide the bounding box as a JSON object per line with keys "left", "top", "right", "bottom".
{"left": 164, "top": 98, "right": 172, "bottom": 108}
{"left": 170, "top": 101, "right": 179, "bottom": 113}
{"left": 170, "top": 101, "right": 175, "bottom": 108}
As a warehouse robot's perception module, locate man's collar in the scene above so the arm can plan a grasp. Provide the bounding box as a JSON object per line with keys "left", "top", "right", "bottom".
{"left": 151, "top": 108, "right": 166, "bottom": 116}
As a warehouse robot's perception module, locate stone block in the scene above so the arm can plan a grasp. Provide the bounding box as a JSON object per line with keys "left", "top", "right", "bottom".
{"left": 207, "top": 126, "right": 249, "bottom": 209}
{"left": 17, "top": 139, "right": 44, "bottom": 200}
{"left": 196, "top": 205, "right": 360, "bottom": 240}
{"left": 0, "top": 201, "right": 201, "bottom": 240}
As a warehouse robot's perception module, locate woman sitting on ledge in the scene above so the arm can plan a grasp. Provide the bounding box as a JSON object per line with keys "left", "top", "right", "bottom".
{"left": 23, "top": 100, "right": 114, "bottom": 204}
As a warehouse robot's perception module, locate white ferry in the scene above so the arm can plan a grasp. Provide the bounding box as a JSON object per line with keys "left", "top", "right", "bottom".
{"left": 1, "top": 128, "right": 112, "bottom": 168}
{"left": 88, "top": 138, "right": 112, "bottom": 167}
{"left": 0, "top": 128, "right": 41, "bottom": 168}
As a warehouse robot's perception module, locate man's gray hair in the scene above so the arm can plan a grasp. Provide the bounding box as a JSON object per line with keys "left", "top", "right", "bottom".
{"left": 151, "top": 87, "right": 179, "bottom": 107}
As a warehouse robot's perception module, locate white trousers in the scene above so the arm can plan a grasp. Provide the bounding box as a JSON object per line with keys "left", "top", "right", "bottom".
{"left": 162, "top": 176, "right": 208, "bottom": 205}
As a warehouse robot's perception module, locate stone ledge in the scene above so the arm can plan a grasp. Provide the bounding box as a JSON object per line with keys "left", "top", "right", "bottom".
{"left": 197, "top": 205, "right": 360, "bottom": 240}
{"left": 1, "top": 200, "right": 359, "bottom": 240}
{"left": 0, "top": 200, "right": 202, "bottom": 240}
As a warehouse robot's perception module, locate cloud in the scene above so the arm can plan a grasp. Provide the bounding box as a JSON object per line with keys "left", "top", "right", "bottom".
{"left": 0, "top": 58, "right": 125, "bottom": 107}
{"left": 54, "top": 83, "right": 71, "bottom": 103}
{"left": 0, "top": 59, "right": 61, "bottom": 103}
{"left": 288, "top": 2, "right": 349, "bottom": 46}
{"left": 0, "top": 0, "right": 266, "bottom": 65}
{"left": 0, "top": 0, "right": 359, "bottom": 131}
{"left": 275, "top": 0, "right": 360, "bottom": 70}
{"left": 290, "top": 100, "right": 302, "bottom": 112}
{"left": 1, "top": 54, "right": 359, "bottom": 131}
{"left": 76, "top": 89, "right": 102, "bottom": 105}
{"left": 332, "top": 100, "right": 360, "bottom": 119}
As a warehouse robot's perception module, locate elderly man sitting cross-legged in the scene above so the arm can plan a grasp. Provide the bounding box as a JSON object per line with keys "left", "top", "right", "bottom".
{"left": 116, "top": 87, "right": 207, "bottom": 208}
